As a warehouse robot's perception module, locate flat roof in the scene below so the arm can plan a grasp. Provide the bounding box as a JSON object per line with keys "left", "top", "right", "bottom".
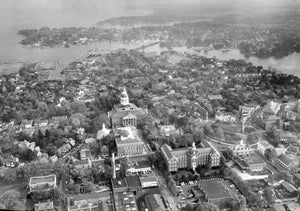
{"left": 112, "top": 178, "right": 127, "bottom": 188}
{"left": 126, "top": 176, "right": 142, "bottom": 188}
{"left": 243, "top": 154, "right": 264, "bottom": 165}
{"left": 200, "top": 179, "right": 230, "bottom": 200}
{"left": 131, "top": 160, "right": 151, "bottom": 169}
{"left": 140, "top": 176, "right": 157, "bottom": 183}
{"left": 68, "top": 191, "right": 111, "bottom": 201}
{"left": 29, "top": 174, "right": 56, "bottom": 185}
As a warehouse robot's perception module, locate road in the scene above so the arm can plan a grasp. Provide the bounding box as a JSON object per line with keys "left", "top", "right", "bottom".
{"left": 0, "top": 182, "right": 27, "bottom": 198}
{"left": 153, "top": 169, "right": 179, "bottom": 211}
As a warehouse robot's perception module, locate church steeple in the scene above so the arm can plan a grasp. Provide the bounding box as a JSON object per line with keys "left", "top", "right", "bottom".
{"left": 120, "top": 86, "right": 129, "bottom": 106}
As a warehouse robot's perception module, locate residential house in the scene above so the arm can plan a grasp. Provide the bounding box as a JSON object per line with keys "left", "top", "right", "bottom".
{"left": 67, "top": 191, "right": 114, "bottom": 211}
{"left": 159, "top": 125, "right": 180, "bottom": 137}
{"left": 34, "top": 201, "right": 54, "bottom": 211}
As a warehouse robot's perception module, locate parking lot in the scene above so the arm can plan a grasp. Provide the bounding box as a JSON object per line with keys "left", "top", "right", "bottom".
{"left": 176, "top": 180, "right": 202, "bottom": 208}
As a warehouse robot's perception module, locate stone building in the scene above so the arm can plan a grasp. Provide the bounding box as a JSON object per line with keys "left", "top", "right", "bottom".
{"left": 108, "top": 87, "right": 148, "bottom": 128}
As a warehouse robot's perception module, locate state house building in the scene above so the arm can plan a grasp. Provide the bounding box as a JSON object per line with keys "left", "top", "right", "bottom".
{"left": 108, "top": 87, "right": 148, "bottom": 128}
{"left": 161, "top": 141, "right": 221, "bottom": 172}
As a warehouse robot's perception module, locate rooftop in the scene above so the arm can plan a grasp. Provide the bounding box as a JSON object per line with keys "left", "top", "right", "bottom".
{"left": 34, "top": 201, "right": 54, "bottom": 211}
{"left": 112, "top": 178, "right": 127, "bottom": 189}
{"left": 242, "top": 154, "right": 265, "bottom": 165}
{"left": 115, "top": 127, "right": 143, "bottom": 145}
{"left": 29, "top": 174, "right": 56, "bottom": 185}
{"left": 125, "top": 176, "right": 142, "bottom": 188}
{"left": 199, "top": 179, "right": 231, "bottom": 200}
{"left": 69, "top": 191, "right": 111, "bottom": 202}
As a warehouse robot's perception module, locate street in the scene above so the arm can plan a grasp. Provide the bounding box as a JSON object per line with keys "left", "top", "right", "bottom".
{"left": 153, "top": 168, "right": 179, "bottom": 211}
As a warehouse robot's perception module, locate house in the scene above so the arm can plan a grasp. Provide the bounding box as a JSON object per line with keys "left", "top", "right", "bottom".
{"left": 34, "top": 201, "right": 54, "bottom": 211}
{"left": 273, "top": 129, "right": 297, "bottom": 144}
{"left": 159, "top": 125, "right": 180, "bottom": 137}
{"left": 57, "top": 143, "right": 72, "bottom": 157}
{"left": 79, "top": 148, "right": 91, "bottom": 161}
{"left": 239, "top": 105, "right": 258, "bottom": 120}
{"left": 263, "top": 115, "right": 280, "bottom": 131}
{"left": 21, "top": 119, "right": 33, "bottom": 129}
{"left": 215, "top": 111, "right": 236, "bottom": 123}
{"left": 262, "top": 101, "right": 282, "bottom": 116}
{"left": 207, "top": 94, "right": 223, "bottom": 101}
{"left": 67, "top": 191, "right": 113, "bottom": 211}
{"left": 74, "top": 159, "right": 92, "bottom": 170}
{"left": 257, "top": 140, "right": 273, "bottom": 154}
{"left": 197, "top": 106, "right": 209, "bottom": 121}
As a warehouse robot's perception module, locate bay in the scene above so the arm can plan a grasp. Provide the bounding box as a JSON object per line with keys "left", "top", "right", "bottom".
{"left": 0, "top": 0, "right": 151, "bottom": 65}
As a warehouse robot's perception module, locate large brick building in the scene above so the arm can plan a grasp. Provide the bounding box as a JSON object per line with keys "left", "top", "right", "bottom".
{"left": 114, "top": 126, "right": 146, "bottom": 157}
{"left": 108, "top": 87, "right": 148, "bottom": 128}
{"left": 160, "top": 141, "right": 220, "bottom": 172}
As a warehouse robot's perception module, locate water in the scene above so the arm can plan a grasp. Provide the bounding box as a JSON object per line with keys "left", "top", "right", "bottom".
{"left": 0, "top": 0, "right": 299, "bottom": 77}
{"left": 0, "top": 0, "right": 151, "bottom": 66}
{"left": 174, "top": 47, "right": 300, "bottom": 77}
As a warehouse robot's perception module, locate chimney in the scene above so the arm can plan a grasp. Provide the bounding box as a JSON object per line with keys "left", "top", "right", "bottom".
{"left": 112, "top": 153, "right": 116, "bottom": 179}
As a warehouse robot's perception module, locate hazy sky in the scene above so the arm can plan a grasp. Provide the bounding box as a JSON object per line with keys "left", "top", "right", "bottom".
{"left": 0, "top": 0, "right": 298, "bottom": 28}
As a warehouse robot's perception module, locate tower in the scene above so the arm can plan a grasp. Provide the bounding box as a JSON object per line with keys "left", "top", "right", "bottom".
{"left": 112, "top": 153, "right": 116, "bottom": 179}
{"left": 120, "top": 86, "right": 129, "bottom": 106}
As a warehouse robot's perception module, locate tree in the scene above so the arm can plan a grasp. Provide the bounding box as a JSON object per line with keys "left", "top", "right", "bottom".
{"left": 227, "top": 198, "right": 239, "bottom": 211}
{"left": 0, "top": 192, "right": 19, "bottom": 210}
{"left": 204, "top": 124, "right": 215, "bottom": 137}
{"left": 237, "top": 195, "right": 247, "bottom": 211}
{"left": 168, "top": 178, "right": 178, "bottom": 196}
{"left": 215, "top": 126, "right": 224, "bottom": 140}
{"left": 118, "top": 157, "right": 128, "bottom": 178}
{"left": 194, "top": 202, "right": 220, "bottom": 211}
{"left": 263, "top": 187, "right": 274, "bottom": 206}
{"left": 3, "top": 168, "right": 17, "bottom": 184}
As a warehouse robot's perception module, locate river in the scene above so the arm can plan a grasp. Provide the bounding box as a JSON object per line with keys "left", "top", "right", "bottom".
{"left": 174, "top": 47, "right": 300, "bottom": 77}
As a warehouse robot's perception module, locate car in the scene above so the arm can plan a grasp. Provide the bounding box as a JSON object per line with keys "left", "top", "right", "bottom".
{"left": 163, "top": 185, "right": 167, "bottom": 189}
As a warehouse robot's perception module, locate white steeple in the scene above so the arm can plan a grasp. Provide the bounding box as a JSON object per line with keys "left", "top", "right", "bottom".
{"left": 192, "top": 141, "right": 196, "bottom": 150}
{"left": 120, "top": 86, "right": 129, "bottom": 106}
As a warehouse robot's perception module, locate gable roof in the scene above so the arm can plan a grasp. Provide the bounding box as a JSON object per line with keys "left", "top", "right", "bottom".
{"left": 123, "top": 113, "right": 137, "bottom": 120}
{"left": 161, "top": 144, "right": 174, "bottom": 161}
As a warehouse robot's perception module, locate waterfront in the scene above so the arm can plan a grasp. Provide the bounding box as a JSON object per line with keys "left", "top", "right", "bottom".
{"left": 174, "top": 47, "right": 300, "bottom": 77}
{"left": 0, "top": 0, "right": 299, "bottom": 77}
{"left": 0, "top": 0, "right": 151, "bottom": 65}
